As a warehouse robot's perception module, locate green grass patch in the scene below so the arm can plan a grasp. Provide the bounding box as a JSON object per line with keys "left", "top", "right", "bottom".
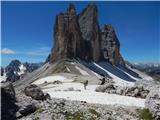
{"left": 65, "top": 111, "right": 84, "bottom": 120}
{"left": 33, "top": 117, "right": 40, "bottom": 120}
{"left": 107, "top": 117, "right": 112, "bottom": 120}
{"left": 138, "top": 108, "right": 155, "bottom": 120}
{"left": 34, "top": 107, "right": 45, "bottom": 115}
{"left": 88, "top": 108, "right": 101, "bottom": 118}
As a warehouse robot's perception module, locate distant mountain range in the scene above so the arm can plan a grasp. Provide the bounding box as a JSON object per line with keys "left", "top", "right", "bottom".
{"left": 132, "top": 62, "right": 160, "bottom": 69}
{"left": 131, "top": 62, "right": 160, "bottom": 81}
{"left": 1, "top": 60, "right": 43, "bottom": 82}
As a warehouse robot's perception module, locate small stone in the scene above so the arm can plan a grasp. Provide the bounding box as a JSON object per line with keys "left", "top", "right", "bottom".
{"left": 134, "top": 88, "right": 139, "bottom": 97}
{"left": 16, "top": 111, "right": 23, "bottom": 118}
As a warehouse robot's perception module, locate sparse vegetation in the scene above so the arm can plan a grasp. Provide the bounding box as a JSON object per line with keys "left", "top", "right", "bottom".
{"left": 107, "top": 117, "right": 112, "bottom": 120}
{"left": 65, "top": 111, "right": 84, "bottom": 120}
{"left": 34, "top": 106, "right": 45, "bottom": 115}
{"left": 88, "top": 108, "right": 101, "bottom": 118}
{"left": 138, "top": 108, "right": 155, "bottom": 120}
{"left": 33, "top": 117, "right": 40, "bottom": 120}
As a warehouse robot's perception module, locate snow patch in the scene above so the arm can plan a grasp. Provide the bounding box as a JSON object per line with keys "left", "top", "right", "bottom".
{"left": 71, "top": 62, "right": 75, "bottom": 65}
{"left": 93, "top": 63, "right": 134, "bottom": 87}
{"left": 116, "top": 67, "right": 140, "bottom": 81}
{"left": 66, "top": 67, "right": 71, "bottom": 72}
{"left": 91, "top": 71, "right": 102, "bottom": 78}
{"left": 18, "top": 64, "right": 26, "bottom": 75}
{"left": 0, "top": 75, "right": 7, "bottom": 82}
{"left": 0, "top": 69, "right": 7, "bottom": 82}
{"left": 33, "top": 75, "right": 73, "bottom": 85}
{"left": 75, "top": 66, "right": 90, "bottom": 76}
{"left": 130, "top": 68, "right": 153, "bottom": 81}
{"left": 43, "top": 82, "right": 145, "bottom": 108}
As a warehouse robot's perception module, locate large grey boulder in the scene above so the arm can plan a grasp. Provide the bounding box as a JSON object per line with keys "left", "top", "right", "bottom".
{"left": 95, "top": 83, "right": 149, "bottom": 98}
{"left": 95, "top": 83, "right": 116, "bottom": 93}
{"left": 1, "top": 82, "right": 16, "bottom": 100}
{"left": 124, "top": 86, "right": 149, "bottom": 98}
{"left": 19, "top": 103, "right": 37, "bottom": 116}
{"left": 1, "top": 82, "right": 19, "bottom": 120}
{"left": 24, "top": 84, "right": 50, "bottom": 100}
{"left": 145, "top": 88, "right": 160, "bottom": 120}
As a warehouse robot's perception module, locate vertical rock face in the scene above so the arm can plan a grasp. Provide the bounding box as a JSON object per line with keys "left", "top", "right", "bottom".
{"left": 49, "top": 3, "right": 125, "bottom": 65}
{"left": 78, "top": 3, "right": 102, "bottom": 61}
{"left": 49, "top": 4, "right": 83, "bottom": 63}
{"left": 101, "top": 24, "right": 124, "bottom": 65}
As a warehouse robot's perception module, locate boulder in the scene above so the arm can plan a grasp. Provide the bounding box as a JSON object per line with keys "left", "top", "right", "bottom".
{"left": 116, "top": 88, "right": 123, "bottom": 95}
{"left": 19, "top": 103, "right": 37, "bottom": 116}
{"left": 1, "top": 82, "right": 19, "bottom": 120}
{"left": 133, "top": 88, "right": 139, "bottom": 97}
{"left": 122, "top": 86, "right": 149, "bottom": 98}
{"left": 24, "top": 84, "right": 49, "bottom": 100}
{"left": 1, "top": 82, "right": 16, "bottom": 100}
{"left": 95, "top": 83, "right": 116, "bottom": 92}
{"left": 96, "top": 83, "right": 149, "bottom": 99}
{"left": 145, "top": 88, "right": 160, "bottom": 120}
{"left": 95, "top": 85, "right": 106, "bottom": 92}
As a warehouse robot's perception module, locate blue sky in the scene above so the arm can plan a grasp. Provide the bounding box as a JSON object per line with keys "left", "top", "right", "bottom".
{"left": 1, "top": 1, "right": 160, "bottom": 66}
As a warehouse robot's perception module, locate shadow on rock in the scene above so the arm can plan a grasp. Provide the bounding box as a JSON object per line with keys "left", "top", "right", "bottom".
{"left": 1, "top": 82, "right": 19, "bottom": 120}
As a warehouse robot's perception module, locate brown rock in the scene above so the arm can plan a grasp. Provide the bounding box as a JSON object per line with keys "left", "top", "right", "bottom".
{"left": 78, "top": 3, "right": 102, "bottom": 61}
{"left": 101, "top": 24, "right": 125, "bottom": 65}
{"left": 49, "top": 4, "right": 83, "bottom": 63}
{"left": 49, "top": 3, "right": 125, "bottom": 65}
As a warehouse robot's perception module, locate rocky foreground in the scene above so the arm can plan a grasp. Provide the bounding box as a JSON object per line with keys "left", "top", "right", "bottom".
{"left": 1, "top": 77, "right": 160, "bottom": 120}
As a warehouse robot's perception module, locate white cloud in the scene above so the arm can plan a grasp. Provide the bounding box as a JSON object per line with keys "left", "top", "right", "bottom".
{"left": 1, "top": 48, "right": 16, "bottom": 54}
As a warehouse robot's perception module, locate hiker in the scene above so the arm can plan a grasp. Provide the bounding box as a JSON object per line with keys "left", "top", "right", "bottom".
{"left": 99, "top": 77, "right": 106, "bottom": 85}
{"left": 83, "top": 80, "right": 88, "bottom": 90}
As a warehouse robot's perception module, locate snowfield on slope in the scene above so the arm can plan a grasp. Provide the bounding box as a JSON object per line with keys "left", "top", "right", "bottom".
{"left": 33, "top": 75, "right": 73, "bottom": 85}
{"left": 75, "top": 66, "right": 90, "bottom": 76}
{"left": 131, "top": 68, "right": 153, "bottom": 81}
{"left": 93, "top": 63, "right": 135, "bottom": 87}
{"left": 34, "top": 75, "right": 145, "bottom": 108}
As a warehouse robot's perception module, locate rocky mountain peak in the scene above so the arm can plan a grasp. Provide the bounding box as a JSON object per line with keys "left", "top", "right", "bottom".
{"left": 102, "top": 24, "right": 113, "bottom": 32}
{"left": 78, "top": 2, "right": 101, "bottom": 62}
{"left": 101, "top": 24, "right": 124, "bottom": 65}
{"left": 49, "top": 3, "right": 124, "bottom": 65}
{"left": 49, "top": 3, "right": 82, "bottom": 63}
{"left": 1, "top": 60, "right": 43, "bottom": 83}
{"left": 67, "top": 3, "right": 76, "bottom": 15}
{"left": 87, "top": 3, "right": 97, "bottom": 13}
{"left": 9, "top": 59, "right": 21, "bottom": 67}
